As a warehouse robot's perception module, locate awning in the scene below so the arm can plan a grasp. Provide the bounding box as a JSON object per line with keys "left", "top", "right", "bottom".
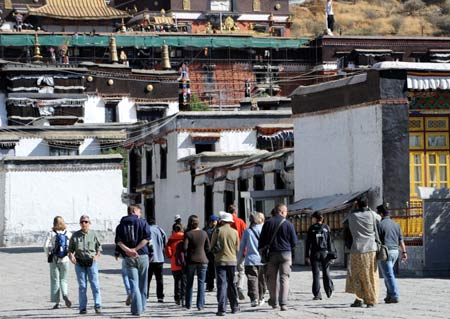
{"left": 153, "top": 16, "right": 174, "bottom": 24}
{"left": 407, "top": 73, "right": 450, "bottom": 90}
{"left": 190, "top": 132, "right": 221, "bottom": 144}
{"left": 28, "top": 0, "right": 129, "bottom": 20}
{"left": 226, "top": 167, "right": 240, "bottom": 180}
{"left": 213, "top": 179, "right": 235, "bottom": 193}
{"left": 262, "top": 158, "right": 283, "bottom": 172}
{"left": 288, "top": 190, "right": 369, "bottom": 215}
{"left": 0, "top": 34, "right": 309, "bottom": 49}
{"left": 194, "top": 173, "right": 214, "bottom": 186}
{"left": 353, "top": 49, "right": 392, "bottom": 57}
{"left": 240, "top": 165, "right": 263, "bottom": 179}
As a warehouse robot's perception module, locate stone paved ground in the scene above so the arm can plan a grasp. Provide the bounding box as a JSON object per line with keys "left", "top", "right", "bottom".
{"left": 1, "top": 246, "right": 449, "bottom": 319}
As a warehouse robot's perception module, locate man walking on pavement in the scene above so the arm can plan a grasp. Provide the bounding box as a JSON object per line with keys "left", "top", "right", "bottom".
{"left": 376, "top": 205, "right": 408, "bottom": 304}
{"left": 115, "top": 205, "right": 151, "bottom": 316}
{"left": 259, "top": 203, "right": 298, "bottom": 311}
{"left": 68, "top": 215, "right": 102, "bottom": 315}
{"left": 228, "top": 205, "right": 247, "bottom": 300}
{"left": 147, "top": 218, "right": 167, "bottom": 302}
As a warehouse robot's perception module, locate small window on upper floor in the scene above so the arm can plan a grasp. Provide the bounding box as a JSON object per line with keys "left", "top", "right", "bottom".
{"left": 105, "top": 103, "right": 117, "bottom": 123}
{"left": 211, "top": 0, "right": 231, "bottom": 11}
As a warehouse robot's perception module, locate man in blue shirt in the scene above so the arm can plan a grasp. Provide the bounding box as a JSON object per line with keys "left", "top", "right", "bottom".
{"left": 376, "top": 205, "right": 408, "bottom": 304}
{"left": 116, "top": 205, "right": 151, "bottom": 316}
{"left": 147, "top": 218, "right": 167, "bottom": 303}
{"left": 259, "top": 203, "right": 298, "bottom": 311}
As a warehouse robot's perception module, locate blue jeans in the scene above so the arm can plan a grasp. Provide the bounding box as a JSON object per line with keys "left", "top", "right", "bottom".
{"left": 378, "top": 249, "right": 399, "bottom": 299}
{"left": 122, "top": 259, "right": 131, "bottom": 295}
{"left": 125, "top": 255, "right": 149, "bottom": 315}
{"left": 216, "top": 265, "right": 239, "bottom": 313}
{"left": 185, "top": 263, "right": 207, "bottom": 310}
{"left": 74, "top": 262, "right": 102, "bottom": 311}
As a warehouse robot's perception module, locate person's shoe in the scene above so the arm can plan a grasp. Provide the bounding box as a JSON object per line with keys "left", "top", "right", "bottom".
{"left": 158, "top": 298, "right": 164, "bottom": 303}
{"left": 268, "top": 298, "right": 278, "bottom": 309}
{"left": 326, "top": 289, "right": 333, "bottom": 298}
{"left": 197, "top": 307, "right": 204, "bottom": 311}
{"left": 125, "top": 294, "right": 132, "bottom": 306}
{"left": 52, "top": 303, "right": 60, "bottom": 309}
{"left": 280, "top": 305, "right": 288, "bottom": 311}
{"left": 238, "top": 289, "right": 245, "bottom": 301}
{"left": 216, "top": 312, "right": 225, "bottom": 316}
{"left": 366, "top": 304, "right": 375, "bottom": 308}
{"left": 79, "top": 309, "right": 87, "bottom": 314}
{"left": 131, "top": 312, "right": 141, "bottom": 317}
{"left": 251, "top": 300, "right": 258, "bottom": 307}
{"left": 95, "top": 307, "right": 102, "bottom": 314}
{"left": 313, "top": 296, "right": 322, "bottom": 301}
{"left": 350, "top": 300, "right": 364, "bottom": 308}
{"left": 258, "top": 299, "right": 265, "bottom": 306}
{"left": 175, "top": 299, "right": 181, "bottom": 305}
{"left": 386, "top": 298, "right": 399, "bottom": 304}
{"left": 231, "top": 307, "right": 240, "bottom": 314}
{"left": 384, "top": 297, "right": 390, "bottom": 302}
{"left": 63, "top": 295, "right": 72, "bottom": 308}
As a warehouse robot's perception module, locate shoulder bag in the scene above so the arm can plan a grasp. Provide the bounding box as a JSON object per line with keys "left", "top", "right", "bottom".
{"left": 373, "top": 213, "right": 389, "bottom": 261}
{"left": 259, "top": 219, "right": 285, "bottom": 264}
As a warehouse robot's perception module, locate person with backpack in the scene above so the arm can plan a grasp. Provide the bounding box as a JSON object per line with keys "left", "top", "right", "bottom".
{"left": 115, "top": 205, "right": 151, "bottom": 316}
{"left": 237, "top": 212, "right": 266, "bottom": 307}
{"left": 305, "top": 211, "right": 334, "bottom": 301}
{"left": 68, "top": 215, "right": 102, "bottom": 315}
{"left": 43, "top": 216, "right": 72, "bottom": 310}
{"left": 147, "top": 218, "right": 167, "bottom": 303}
{"left": 165, "top": 223, "right": 186, "bottom": 306}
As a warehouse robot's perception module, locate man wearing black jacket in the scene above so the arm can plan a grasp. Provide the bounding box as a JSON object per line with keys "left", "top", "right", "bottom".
{"left": 259, "top": 203, "right": 298, "bottom": 311}
{"left": 305, "top": 211, "right": 334, "bottom": 300}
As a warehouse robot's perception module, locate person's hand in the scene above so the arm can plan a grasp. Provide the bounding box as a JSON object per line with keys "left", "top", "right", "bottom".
{"left": 305, "top": 257, "right": 310, "bottom": 265}
{"left": 70, "top": 255, "right": 77, "bottom": 265}
{"left": 126, "top": 248, "right": 139, "bottom": 259}
{"left": 401, "top": 252, "right": 408, "bottom": 262}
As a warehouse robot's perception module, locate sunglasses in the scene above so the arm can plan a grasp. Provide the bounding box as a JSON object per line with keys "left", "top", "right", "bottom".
{"left": 80, "top": 220, "right": 89, "bottom": 224}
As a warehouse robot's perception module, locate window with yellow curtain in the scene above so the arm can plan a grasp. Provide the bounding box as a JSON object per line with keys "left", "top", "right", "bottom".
{"left": 410, "top": 152, "right": 424, "bottom": 197}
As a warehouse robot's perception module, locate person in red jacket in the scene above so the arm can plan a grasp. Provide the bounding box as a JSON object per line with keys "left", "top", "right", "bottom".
{"left": 228, "top": 205, "right": 247, "bottom": 300}
{"left": 165, "top": 224, "right": 185, "bottom": 306}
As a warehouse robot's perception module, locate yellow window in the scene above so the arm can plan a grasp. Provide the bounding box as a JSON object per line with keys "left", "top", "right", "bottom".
{"left": 409, "top": 133, "right": 423, "bottom": 150}
{"left": 427, "top": 152, "right": 449, "bottom": 189}
{"left": 409, "top": 118, "right": 423, "bottom": 131}
{"left": 425, "top": 117, "right": 448, "bottom": 131}
{"left": 410, "top": 152, "right": 424, "bottom": 198}
{"left": 426, "top": 132, "right": 449, "bottom": 150}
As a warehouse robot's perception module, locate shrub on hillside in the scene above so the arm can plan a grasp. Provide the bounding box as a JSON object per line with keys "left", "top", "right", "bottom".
{"left": 404, "top": 0, "right": 426, "bottom": 14}
{"left": 435, "top": 16, "right": 450, "bottom": 35}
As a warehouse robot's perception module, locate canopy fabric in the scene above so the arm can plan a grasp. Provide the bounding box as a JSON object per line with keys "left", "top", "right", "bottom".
{"left": 407, "top": 73, "right": 450, "bottom": 90}
{"left": 28, "top": 0, "right": 129, "bottom": 20}
{"left": 0, "top": 34, "right": 309, "bottom": 49}
{"left": 288, "top": 190, "right": 369, "bottom": 215}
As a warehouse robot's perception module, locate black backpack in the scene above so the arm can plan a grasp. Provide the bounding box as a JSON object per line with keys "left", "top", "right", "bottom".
{"left": 315, "top": 225, "right": 328, "bottom": 250}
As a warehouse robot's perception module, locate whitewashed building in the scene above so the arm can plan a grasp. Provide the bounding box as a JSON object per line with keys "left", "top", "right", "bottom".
{"left": 127, "top": 111, "right": 294, "bottom": 233}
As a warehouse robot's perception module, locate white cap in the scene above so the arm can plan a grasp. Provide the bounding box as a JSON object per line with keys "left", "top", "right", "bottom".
{"left": 219, "top": 211, "right": 233, "bottom": 223}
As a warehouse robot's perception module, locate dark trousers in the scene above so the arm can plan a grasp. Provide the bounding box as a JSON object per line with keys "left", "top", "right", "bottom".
{"left": 327, "top": 14, "right": 335, "bottom": 32}
{"left": 311, "top": 251, "right": 334, "bottom": 298}
{"left": 245, "top": 265, "right": 266, "bottom": 302}
{"left": 206, "top": 253, "right": 215, "bottom": 291}
{"left": 172, "top": 270, "right": 186, "bottom": 303}
{"left": 216, "top": 265, "right": 239, "bottom": 313}
{"left": 147, "top": 262, "right": 164, "bottom": 299}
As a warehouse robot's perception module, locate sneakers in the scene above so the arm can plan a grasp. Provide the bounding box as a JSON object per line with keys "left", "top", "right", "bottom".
{"left": 157, "top": 298, "right": 164, "bottom": 303}
{"left": 63, "top": 295, "right": 72, "bottom": 308}
{"left": 280, "top": 305, "right": 288, "bottom": 311}
{"left": 238, "top": 289, "right": 245, "bottom": 301}
{"left": 231, "top": 307, "right": 240, "bottom": 314}
{"left": 95, "top": 307, "right": 102, "bottom": 314}
{"left": 126, "top": 294, "right": 132, "bottom": 306}
{"left": 79, "top": 309, "right": 87, "bottom": 314}
{"left": 216, "top": 312, "right": 225, "bottom": 316}
{"left": 258, "top": 299, "right": 265, "bottom": 306}
{"left": 251, "top": 300, "right": 258, "bottom": 307}
{"left": 268, "top": 298, "right": 278, "bottom": 309}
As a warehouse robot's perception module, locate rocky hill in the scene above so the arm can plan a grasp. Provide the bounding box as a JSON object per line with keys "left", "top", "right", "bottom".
{"left": 290, "top": 0, "right": 450, "bottom": 37}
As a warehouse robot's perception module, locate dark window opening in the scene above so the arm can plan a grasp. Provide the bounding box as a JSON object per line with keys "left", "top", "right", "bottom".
{"left": 204, "top": 185, "right": 213, "bottom": 224}
{"left": 275, "top": 172, "right": 286, "bottom": 189}
{"left": 145, "top": 197, "right": 155, "bottom": 222}
{"left": 195, "top": 143, "right": 215, "bottom": 154}
{"left": 257, "top": 136, "right": 294, "bottom": 152}
{"left": 129, "top": 149, "right": 142, "bottom": 197}
{"left": 224, "top": 191, "right": 234, "bottom": 211}
{"left": 191, "top": 167, "right": 196, "bottom": 192}
{"left": 160, "top": 145, "right": 167, "bottom": 179}
{"left": 105, "top": 103, "right": 117, "bottom": 123}
{"left": 253, "top": 174, "right": 264, "bottom": 212}
{"left": 238, "top": 179, "right": 248, "bottom": 220}
{"left": 49, "top": 146, "right": 79, "bottom": 156}
{"left": 146, "top": 149, "right": 153, "bottom": 183}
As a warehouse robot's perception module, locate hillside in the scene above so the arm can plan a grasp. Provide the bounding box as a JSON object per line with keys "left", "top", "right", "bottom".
{"left": 290, "top": 0, "right": 450, "bottom": 37}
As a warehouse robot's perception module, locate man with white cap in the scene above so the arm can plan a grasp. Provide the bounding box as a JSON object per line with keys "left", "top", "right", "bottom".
{"left": 210, "top": 211, "right": 240, "bottom": 316}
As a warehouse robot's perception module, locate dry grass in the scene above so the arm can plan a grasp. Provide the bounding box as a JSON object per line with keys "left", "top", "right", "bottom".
{"left": 290, "top": 0, "right": 449, "bottom": 37}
